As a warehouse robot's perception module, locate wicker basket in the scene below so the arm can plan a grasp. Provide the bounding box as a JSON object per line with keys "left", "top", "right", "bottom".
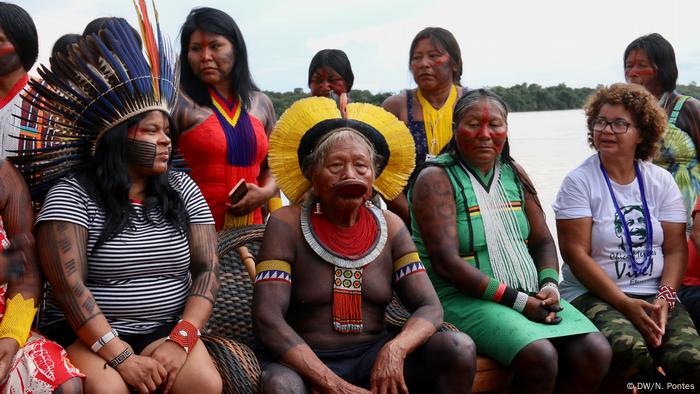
{"left": 206, "top": 225, "right": 266, "bottom": 393}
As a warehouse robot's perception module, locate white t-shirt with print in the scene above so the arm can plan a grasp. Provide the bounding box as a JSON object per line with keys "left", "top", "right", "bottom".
{"left": 553, "top": 154, "right": 686, "bottom": 301}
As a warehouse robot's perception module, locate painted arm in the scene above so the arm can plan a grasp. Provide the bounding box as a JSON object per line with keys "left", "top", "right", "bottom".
{"left": 557, "top": 217, "right": 664, "bottom": 346}
{"left": 150, "top": 223, "right": 219, "bottom": 392}
{"left": 173, "top": 92, "right": 212, "bottom": 134}
{"left": 0, "top": 161, "right": 40, "bottom": 303}
{"left": 252, "top": 212, "right": 368, "bottom": 394}
{"left": 514, "top": 163, "right": 561, "bottom": 318}
{"left": 411, "top": 166, "right": 549, "bottom": 323}
{"left": 0, "top": 161, "right": 41, "bottom": 381}
{"left": 370, "top": 213, "right": 440, "bottom": 393}
{"left": 37, "top": 220, "right": 167, "bottom": 391}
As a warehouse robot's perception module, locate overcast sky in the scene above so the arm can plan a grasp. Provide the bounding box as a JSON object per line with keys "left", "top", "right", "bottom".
{"left": 19, "top": 0, "right": 700, "bottom": 94}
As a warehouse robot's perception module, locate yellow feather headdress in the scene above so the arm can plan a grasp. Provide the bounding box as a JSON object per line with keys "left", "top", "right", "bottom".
{"left": 269, "top": 97, "right": 415, "bottom": 202}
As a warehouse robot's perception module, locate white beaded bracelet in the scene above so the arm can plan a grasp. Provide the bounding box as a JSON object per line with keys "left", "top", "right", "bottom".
{"left": 540, "top": 282, "right": 560, "bottom": 301}
{"left": 513, "top": 292, "right": 528, "bottom": 313}
{"left": 91, "top": 329, "right": 119, "bottom": 353}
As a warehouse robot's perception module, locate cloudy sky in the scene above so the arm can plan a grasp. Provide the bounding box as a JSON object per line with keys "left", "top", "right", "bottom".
{"left": 20, "top": 0, "right": 700, "bottom": 93}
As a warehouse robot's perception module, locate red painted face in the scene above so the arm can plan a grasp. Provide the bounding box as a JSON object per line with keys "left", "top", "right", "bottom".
{"left": 126, "top": 111, "right": 172, "bottom": 177}
{"left": 410, "top": 38, "right": 456, "bottom": 90}
{"left": 187, "top": 30, "right": 235, "bottom": 88}
{"left": 455, "top": 99, "right": 508, "bottom": 172}
{"left": 0, "top": 27, "right": 21, "bottom": 76}
{"left": 309, "top": 67, "right": 348, "bottom": 97}
{"left": 311, "top": 136, "right": 374, "bottom": 212}
{"left": 624, "top": 49, "right": 661, "bottom": 95}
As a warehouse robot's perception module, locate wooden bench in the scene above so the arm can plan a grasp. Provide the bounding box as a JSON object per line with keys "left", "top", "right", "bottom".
{"left": 208, "top": 225, "right": 512, "bottom": 393}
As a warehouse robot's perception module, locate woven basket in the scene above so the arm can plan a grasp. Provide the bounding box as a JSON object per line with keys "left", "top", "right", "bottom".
{"left": 206, "top": 225, "right": 266, "bottom": 345}
{"left": 202, "top": 334, "right": 261, "bottom": 394}
{"left": 205, "top": 224, "right": 266, "bottom": 393}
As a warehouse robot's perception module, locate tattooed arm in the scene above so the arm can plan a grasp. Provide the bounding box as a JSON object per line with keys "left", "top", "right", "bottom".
{"left": 149, "top": 223, "right": 218, "bottom": 390}
{"left": 173, "top": 92, "right": 212, "bottom": 135}
{"left": 37, "top": 220, "right": 167, "bottom": 389}
{"left": 183, "top": 223, "right": 219, "bottom": 328}
{"left": 250, "top": 91, "right": 276, "bottom": 136}
{"left": 0, "top": 160, "right": 40, "bottom": 303}
{"left": 412, "top": 166, "right": 549, "bottom": 323}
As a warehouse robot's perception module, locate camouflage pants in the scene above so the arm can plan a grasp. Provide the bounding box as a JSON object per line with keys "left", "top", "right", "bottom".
{"left": 572, "top": 292, "right": 700, "bottom": 384}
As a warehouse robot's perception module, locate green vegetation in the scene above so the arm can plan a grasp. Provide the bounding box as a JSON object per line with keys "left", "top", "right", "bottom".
{"left": 265, "top": 83, "right": 700, "bottom": 116}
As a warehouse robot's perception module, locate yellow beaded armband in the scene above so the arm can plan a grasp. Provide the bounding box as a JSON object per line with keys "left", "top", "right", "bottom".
{"left": 0, "top": 294, "right": 37, "bottom": 348}
{"left": 268, "top": 197, "right": 283, "bottom": 213}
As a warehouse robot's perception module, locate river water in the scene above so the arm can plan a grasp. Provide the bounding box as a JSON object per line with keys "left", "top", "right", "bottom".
{"left": 508, "top": 109, "right": 592, "bottom": 256}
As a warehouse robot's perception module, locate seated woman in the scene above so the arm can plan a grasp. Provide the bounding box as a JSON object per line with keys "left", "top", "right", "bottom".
{"left": 177, "top": 7, "right": 279, "bottom": 230}
{"left": 254, "top": 97, "right": 476, "bottom": 393}
{"left": 15, "top": 13, "right": 222, "bottom": 394}
{"left": 0, "top": 158, "right": 83, "bottom": 392}
{"left": 410, "top": 89, "right": 610, "bottom": 393}
{"left": 555, "top": 83, "right": 700, "bottom": 384}
{"left": 383, "top": 27, "right": 467, "bottom": 224}
{"left": 308, "top": 49, "right": 354, "bottom": 98}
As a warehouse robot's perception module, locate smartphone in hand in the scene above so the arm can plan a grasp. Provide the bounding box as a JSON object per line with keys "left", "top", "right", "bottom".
{"left": 228, "top": 179, "right": 248, "bottom": 205}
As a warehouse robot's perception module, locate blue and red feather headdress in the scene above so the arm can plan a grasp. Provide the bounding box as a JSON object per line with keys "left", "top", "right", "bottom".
{"left": 9, "top": 0, "right": 178, "bottom": 201}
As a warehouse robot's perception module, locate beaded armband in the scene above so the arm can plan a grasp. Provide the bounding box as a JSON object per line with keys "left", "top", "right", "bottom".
{"left": 255, "top": 260, "right": 292, "bottom": 284}
{"left": 393, "top": 252, "right": 425, "bottom": 283}
{"left": 167, "top": 320, "right": 200, "bottom": 354}
{"left": 105, "top": 347, "right": 133, "bottom": 369}
{"left": 91, "top": 329, "right": 119, "bottom": 352}
{"left": 656, "top": 285, "right": 677, "bottom": 312}
{"left": 0, "top": 294, "right": 37, "bottom": 348}
{"left": 538, "top": 268, "right": 559, "bottom": 288}
{"left": 268, "top": 197, "right": 283, "bottom": 213}
{"left": 481, "top": 277, "right": 529, "bottom": 313}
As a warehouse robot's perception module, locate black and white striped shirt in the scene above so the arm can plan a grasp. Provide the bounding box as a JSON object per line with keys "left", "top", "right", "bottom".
{"left": 37, "top": 171, "right": 214, "bottom": 335}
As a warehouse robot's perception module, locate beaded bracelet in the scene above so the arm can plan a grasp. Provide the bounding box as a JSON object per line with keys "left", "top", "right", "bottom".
{"left": 539, "top": 282, "right": 560, "bottom": 302}
{"left": 105, "top": 347, "right": 133, "bottom": 369}
{"left": 656, "top": 284, "right": 677, "bottom": 312}
{"left": 482, "top": 277, "right": 529, "bottom": 313}
{"left": 538, "top": 268, "right": 559, "bottom": 288}
{"left": 166, "top": 320, "right": 200, "bottom": 354}
{"left": 91, "top": 329, "right": 119, "bottom": 352}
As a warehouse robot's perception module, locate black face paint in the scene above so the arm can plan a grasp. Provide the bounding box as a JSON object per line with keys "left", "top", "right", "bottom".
{"left": 127, "top": 138, "right": 157, "bottom": 168}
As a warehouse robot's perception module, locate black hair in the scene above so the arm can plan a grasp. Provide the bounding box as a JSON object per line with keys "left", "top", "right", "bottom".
{"left": 179, "top": 7, "right": 258, "bottom": 109}
{"left": 445, "top": 89, "right": 541, "bottom": 207}
{"left": 73, "top": 112, "right": 189, "bottom": 251}
{"left": 83, "top": 17, "right": 140, "bottom": 43}
{"left": 409, "top": 27, "right": 462, "bottom": 85}
{"left": 624, "top": 33, "right": 678, "bottom": 93}
{"left": 307, "top": 49, "right": 354, "bottom": 92}
{"left": 0, "top": 2, "right": 38, "bottom": 71}
{"left": 51, "top": 34, "right": 81, "bottom": 58}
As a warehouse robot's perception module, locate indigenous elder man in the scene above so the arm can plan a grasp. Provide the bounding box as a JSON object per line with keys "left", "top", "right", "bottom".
{"left": 253, "top": 97, "right": 476, "bottom": 394}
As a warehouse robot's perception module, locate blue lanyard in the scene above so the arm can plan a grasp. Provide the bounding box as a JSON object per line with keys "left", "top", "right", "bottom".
{"left": 599, "top": 157, "right": 653, "bottom": 277}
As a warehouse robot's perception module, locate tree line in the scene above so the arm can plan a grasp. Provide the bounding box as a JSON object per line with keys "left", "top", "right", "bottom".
{"left": 265, "top": 83, "right": 700, "bottom": 116}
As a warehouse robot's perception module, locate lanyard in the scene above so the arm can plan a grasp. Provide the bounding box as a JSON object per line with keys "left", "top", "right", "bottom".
{"left": 599, "top": 157, "right": 653, "bottom": 277}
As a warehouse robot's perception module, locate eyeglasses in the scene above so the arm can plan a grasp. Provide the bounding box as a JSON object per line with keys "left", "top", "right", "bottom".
{"left": 592, "top": 118, "right": 634, "bottom": 134}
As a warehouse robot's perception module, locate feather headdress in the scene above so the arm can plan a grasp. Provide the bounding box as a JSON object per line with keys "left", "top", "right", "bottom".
{"left": 9, "top": 0, "right": 178, "bottom": 201}
{"left": 269, "top": 97, "right": 415, "bottom": 202}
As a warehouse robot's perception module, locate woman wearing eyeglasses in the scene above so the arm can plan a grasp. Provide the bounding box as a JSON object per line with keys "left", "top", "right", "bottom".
{"left": 555, "top": 83, "right": 700, "bottom": 386}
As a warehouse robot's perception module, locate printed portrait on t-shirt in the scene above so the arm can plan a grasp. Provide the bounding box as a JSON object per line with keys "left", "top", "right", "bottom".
{"left": 612, "top": 205, "right": 655, "bottom": 280}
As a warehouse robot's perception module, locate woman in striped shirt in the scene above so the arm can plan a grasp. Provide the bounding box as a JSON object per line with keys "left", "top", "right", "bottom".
{"left": 14, "top": 12, "right": 223, "bottom": 394}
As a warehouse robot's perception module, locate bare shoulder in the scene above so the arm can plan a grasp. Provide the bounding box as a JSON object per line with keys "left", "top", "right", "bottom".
{"left": 382, "top": 91, "right": 407, "bottom": 117}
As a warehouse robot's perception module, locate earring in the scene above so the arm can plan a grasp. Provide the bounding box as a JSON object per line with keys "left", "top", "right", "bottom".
{"left": 314, "top": 202, "right": 323, "bottom": 214}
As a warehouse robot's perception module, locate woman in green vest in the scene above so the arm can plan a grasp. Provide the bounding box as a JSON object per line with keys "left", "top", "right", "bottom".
{"left": 409, "top": 89, "right": 611, "bottom": 393}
